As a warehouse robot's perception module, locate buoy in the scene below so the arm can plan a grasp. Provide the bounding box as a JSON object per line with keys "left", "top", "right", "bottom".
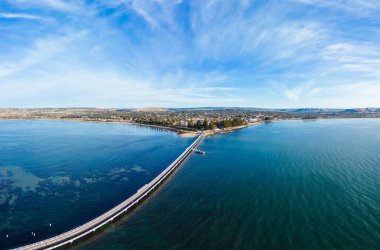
{"left": 49, "top": 223, "right": 52, "bottom": 227}
{"left": 6, "top": 234, "right": 8, "bottom": 238}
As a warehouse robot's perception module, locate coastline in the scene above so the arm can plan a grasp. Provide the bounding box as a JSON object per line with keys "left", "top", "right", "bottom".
{"left": 0, "top": 117, "right": 201, "bottom": 137}
{"left": 0, "top": 117, "right": 264, "bottom": 137}
{"left": 1, "top": 117, "right": 378, "bottom": 138}
{"left": 204, "top": 122, "right": 264, "bottom": 136}
{"left": 126, "top": 123, "right": 200, "bottom": 138}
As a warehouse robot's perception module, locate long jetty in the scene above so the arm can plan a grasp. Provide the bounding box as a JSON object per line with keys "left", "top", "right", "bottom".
{"left": 14, "top": 132, "right": 205, "bottom": 250}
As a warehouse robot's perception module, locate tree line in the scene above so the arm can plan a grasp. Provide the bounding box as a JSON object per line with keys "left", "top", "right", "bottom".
{"left": 132, "top": 117, "right": 247, "bottom": 130}
{"left": 188, "top": 118, "right": 246, "bottom": 130}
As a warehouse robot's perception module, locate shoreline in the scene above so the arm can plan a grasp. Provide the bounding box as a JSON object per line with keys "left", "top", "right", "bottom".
{"left": 204, "top": 122, "right": 264, "bottom": 136}
{"left": 0, "top": 117, "right": 201, "bottom": 137}
{"left": 0, "top": 117, "right": 379, "bottom": 138}
{"left": 0, "top": 117, "right": 263, "bottom": 137}
{"left": 126, "top": 123, "right": 200, "bottom": 137}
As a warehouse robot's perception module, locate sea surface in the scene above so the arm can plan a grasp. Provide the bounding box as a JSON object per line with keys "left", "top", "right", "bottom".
{"left": 0, "top": 120, "right": 193, "bottom": 249}
{"left": 1, "top": 119, "right": 380, "bottom": 250}
{"left": 70, "top": 119, "right": 379, "bottom": 250}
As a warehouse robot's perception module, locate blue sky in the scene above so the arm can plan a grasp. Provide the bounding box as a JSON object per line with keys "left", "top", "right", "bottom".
{"left": 0, "top": 0, "right": 379, "bottom": 108}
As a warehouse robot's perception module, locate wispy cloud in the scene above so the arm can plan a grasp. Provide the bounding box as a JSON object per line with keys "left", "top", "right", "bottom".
{"left": 4, "top": 0, "right": 78, "bottom": 12}
{"left": 0, "top": 69, "right": 241, "bottom": 107}
{"left": 295, "top": 0, "right": 380, "bottom": 15}
{"left": 0, "top": 13, "right": 44, "bottom": 20}
{"left": 295, "top": 82, "right": 380, "bottom": 108}
{"left": 0, "top": 31, "right": 87, "bottom": 78}
{"left": 321, "top": 43, "right": 380, "bottom": 77}
{"left": 0, "top": 0, "right": 379, "bottom": 108}
{"left": 281, "top": 82, "right": 315, "bottom": 101}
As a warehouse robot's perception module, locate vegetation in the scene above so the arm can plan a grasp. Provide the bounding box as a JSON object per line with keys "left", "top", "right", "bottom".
{"left": 131, "top": 116, "right": 247, "bottom": 131}
{"left": 1, "top": 108, "right": 379, "bottom": 133}
{"left": 188, "top": 117, "right": 246, "bottom": 130}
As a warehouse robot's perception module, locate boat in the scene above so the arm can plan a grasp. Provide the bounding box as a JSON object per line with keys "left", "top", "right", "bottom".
{"left": 193, "top": 149, "right": 206, "bottom": 155}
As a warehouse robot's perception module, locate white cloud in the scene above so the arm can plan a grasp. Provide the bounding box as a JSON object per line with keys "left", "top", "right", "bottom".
{"left": 130, "top": 1, "right": 158, "bottom": 27}
{"left": 188, "top": 1, "right": 328, "bottom": 66}
{"left": 281, "top": 82, "right": 315, "bottom": 101}
{"left": 0, "top": 69, "right": 241, "bottom": 107}
{"left": 0, "top": 31, "right": 87, "bottom": 78}
{"left": 39, "top": 0, "right": 76, "bottom": 11}
{"left": 4, "top": 0, "right": 78, "bottom": 12}
{"left": 295, "top": 0, "right": 380, "bottom": 16}
{"left": 322, "top": 43, "right": 380, "bottom": 77}
{"left": 0, "top": 13, "right": 44, "bottom": 20}
{"left": 301, "top": 82, "right": 380, "bottom": 108}
{"left": 0, "top": 0, "right": 379, "bottom": 108}
{"left": 105, "top": 0, "right": 182, "bottom": 29}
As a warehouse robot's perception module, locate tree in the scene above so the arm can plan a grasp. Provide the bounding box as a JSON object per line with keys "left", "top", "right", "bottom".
{"left": 203, "top": 118, "right": 208, "bottom": 130}
{"left": 188, "top": 119, "right": 194, "bottom": 129}
{"left": 196, "top": 120, "right": 202, "bottom": 130}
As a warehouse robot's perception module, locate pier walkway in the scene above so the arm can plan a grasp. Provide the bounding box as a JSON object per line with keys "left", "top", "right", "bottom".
{"left": 14, "top": 132, "right": 205, "bottom": 250}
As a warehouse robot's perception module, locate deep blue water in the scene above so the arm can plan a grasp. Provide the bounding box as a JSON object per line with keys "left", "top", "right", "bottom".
{"left": 1, "top": 119, "right": 380, "bottom": 250}
{"left": 69, "top": 119, "right": 379, "bottom": 250}
{"left": 0, "top": 120, "right": 193, "bottom": 249}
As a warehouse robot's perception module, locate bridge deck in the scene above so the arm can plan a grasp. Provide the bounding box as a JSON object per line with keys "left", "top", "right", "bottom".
{"left": 13, "top": 132, "right": 205, "bottom": 250}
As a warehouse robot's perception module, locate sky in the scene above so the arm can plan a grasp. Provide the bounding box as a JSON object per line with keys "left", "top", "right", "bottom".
{"left": 0, "top": 0, "right": 379, "bottom": 108}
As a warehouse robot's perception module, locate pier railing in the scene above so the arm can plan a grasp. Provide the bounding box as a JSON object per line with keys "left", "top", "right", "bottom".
{"left": 13, "top": 132, "right": 205, "bottom": 250}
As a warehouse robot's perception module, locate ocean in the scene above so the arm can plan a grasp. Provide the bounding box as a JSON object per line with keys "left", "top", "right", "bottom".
{"left": 0, "top": 120, "right": 192, "bottom": 249}
{"left": 1, "top": 119, "right": 379, "bottom": 249}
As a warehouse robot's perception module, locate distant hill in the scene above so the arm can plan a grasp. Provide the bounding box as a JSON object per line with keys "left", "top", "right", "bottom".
{"left": 171, "top": 107, "right": 380, "bottom": 113}
{"left": 1, "top": 107, "right": 379, "bottom": 114}
{"left": 133, "top": 107, "right": 168, "bottom": 112}
{"left": 341, "top": 108, "right": 380, "bottom": 113}
{"left": 289, "top": 108, "right": 343, "bottom": 113}
{"left": 172, "top": 107, "right": 270, "bottom": 111}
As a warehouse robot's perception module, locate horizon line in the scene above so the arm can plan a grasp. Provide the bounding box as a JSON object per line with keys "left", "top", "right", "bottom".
{"left": 1, "top": 106, "right": 379, "bottom": 110}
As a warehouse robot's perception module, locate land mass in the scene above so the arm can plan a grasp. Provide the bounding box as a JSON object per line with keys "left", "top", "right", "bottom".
{"left": 0, "top": 107, "right": 379, "bottom": 136}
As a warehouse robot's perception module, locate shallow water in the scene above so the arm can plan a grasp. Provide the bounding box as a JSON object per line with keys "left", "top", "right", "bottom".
{"left": 71, "top": 119, "right": 380, "bottom": 250}
{"left": 0, "top": 120, "right": 193, "bottom": 249}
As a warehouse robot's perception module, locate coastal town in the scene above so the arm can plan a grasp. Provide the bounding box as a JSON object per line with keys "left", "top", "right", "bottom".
{"left": 0, "top": 107, "right": 379, "bottom": 135}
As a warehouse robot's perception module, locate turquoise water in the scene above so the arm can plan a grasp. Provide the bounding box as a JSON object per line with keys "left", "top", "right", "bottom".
{"left": 0, "top": 120, "right": 193, "bottom": 249}
{"left": 67, "top": 119, "right": 380, "bottom": 250}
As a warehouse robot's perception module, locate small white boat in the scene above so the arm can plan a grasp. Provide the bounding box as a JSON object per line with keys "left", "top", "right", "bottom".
{"left": 193, "top": 149, "right": 206, "bottom": 155}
